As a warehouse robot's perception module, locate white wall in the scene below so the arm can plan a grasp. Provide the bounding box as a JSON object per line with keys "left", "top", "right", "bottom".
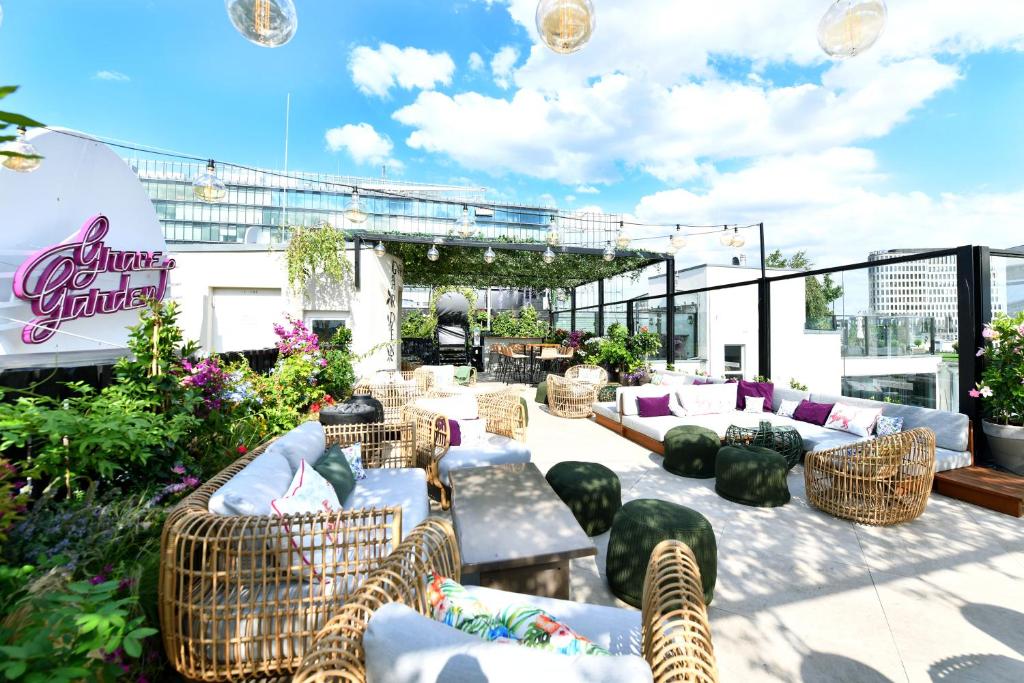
{"left": 167, "top": 244, "right": 402, "bottom": 377}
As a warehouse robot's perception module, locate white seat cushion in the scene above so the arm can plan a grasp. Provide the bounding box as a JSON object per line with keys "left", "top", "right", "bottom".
{"left": 343, "top": 468, "right": 429, "bottom": 539}
{"left": 208, "top": 450, "right": 294, "bottom": 516}
{"left": 592, "top": 402, "right": 620, "bottom": 423}
{"left": 266, "top": 421, "right": 327, "bottom": 473}
{"left": 935, "top": 447, "right": 972, "bottom": 472}
{"left": 363, "top": 602, "right": 653, "bottom": 683}
{"left": 415, "top": 395, "right": 479, "bottom": 420}
{"left": 438, "top": 434, "right": 532, "bottom": 485}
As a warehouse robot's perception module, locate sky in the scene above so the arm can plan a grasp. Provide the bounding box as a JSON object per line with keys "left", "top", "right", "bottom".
{"left": 2, "top": 0, "right": 1024, "bottom": 269}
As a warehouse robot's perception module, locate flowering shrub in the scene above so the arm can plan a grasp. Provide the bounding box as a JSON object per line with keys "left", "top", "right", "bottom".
{"left": 180, "top": 356, "right": 231, "bottom": 411}
{"left": 971, "top": 312, "right": 1024, "bottom": 426}
{"left": 274, "top": 316, "right": 320, "bottom": 356}
{"left": 0, "top": 459, "right": 26, "bottom": 545}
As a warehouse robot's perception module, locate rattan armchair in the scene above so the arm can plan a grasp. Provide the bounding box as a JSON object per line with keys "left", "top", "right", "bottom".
{"left": 565, "top": 363, "right": 609, "bottom": 386}
{"left": 293, "top": 518, "right": 718, "bottom": 683}
{"left": 352, "top": 374, "right": 422, "bottom": 422}
{"left": 547, "top": 372, "right": 603, "bottom": 418}
{"left": 402, "top": 389, "right": 528, "bottom": 509}
{"left": 804, "top": 428, "right": 937, "bottom": 526}
{"left": 159, "top": 422, "right": 417, "bottom": 682}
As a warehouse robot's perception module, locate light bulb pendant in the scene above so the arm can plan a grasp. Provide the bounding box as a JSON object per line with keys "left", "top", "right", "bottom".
{"left": 602, "top": 243, "right": 615, "bottom": 262}
{"left": 1, "top": 127, "right": 43, "bottom": 173}
{"left": 427, "top": 245, "right": 440, "bottom": 261}
{"left": 542, "top": 246, "right": 556, "bottom": 264}
{"left": 818, "top": 0, "right": 887, "bottom": 59}
{"left": 345, "top": 190, "right": 368, "bottom": 224}
{"left": 484, "top": 246, "right": 497, "bottom": 264}
{"left": 192, "top": 159, "right": 227, "bottom": 202}
{"left": 535, "top": 0, "right": 596, "bottom": 55}
{"left": 374, "top": 241, "right": 386, "bottom": 256}
{"left": 671, "top": 225, "right": 687, "bottom": 249}
{"left": 457, "top": 205, "right": 477, "bottom": 238}
{"left": 226, "top": 0, "right": 298, "bottom": 48}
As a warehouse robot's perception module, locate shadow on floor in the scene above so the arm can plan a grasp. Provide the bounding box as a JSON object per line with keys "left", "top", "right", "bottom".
{"left": 800, "top": 651, "right": 896, "bottom": 683}
{"left": 928, "top": 653, "right": 1024, "bottom": 682}
{"left": 961, "top": 603, "right": 1024, "bottom": 655}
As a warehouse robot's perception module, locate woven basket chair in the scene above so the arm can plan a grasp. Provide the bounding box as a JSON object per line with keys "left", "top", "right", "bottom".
{"left": 292, "top": 517, "right": 717, "bottom": 683}
{"left": 352, "top": 374, "right": 422, "bottom": 423}
{"left": 402, "top": 389, "right": 527, "bottom": 509}
{"left": 159, "top": 422, "right": 417, "bottom": 681}
{"left": 565, "top": 363, "right": 609, "bottom": 386}
{"left": 804, "top": 427, "right": 936, "bottom": 526}
{"left": 547, "top": 373, "right": 601, "bottom": 419}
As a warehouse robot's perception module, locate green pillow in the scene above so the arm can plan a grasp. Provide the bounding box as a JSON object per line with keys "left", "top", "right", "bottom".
{"left": 314, "top": 444, "right": 356, "bottom": 503}
{"left": 454, "top": 366, "right": 473, "bottom": 386}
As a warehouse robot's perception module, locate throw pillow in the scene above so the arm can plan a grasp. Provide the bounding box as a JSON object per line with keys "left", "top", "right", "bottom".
{"left": 458, "top": 418, "right": 488, "bottom": 446}
{"left": 737, "top": 379, "right": 774, "bottom": 412}
{"left": 492, "top": 602, "right": 610, "bottom": 656}
{"left": 576, "top": 368, "right": 604, "bottom": 384}
{"left": 427, "top": 573, "right": 511, "bottom": 642}
{"left": 744, "top": 396, "right": 765, "bottom": 413}
{"left": 776, "top": 399, "right": 801, "bottom": 418}
{"left": 692, "top": 377, "right": 709, "bottom": 385}
{"left": 313, "top": 444, "right": 357, "bottom": 502}
{"left": 636, "top": 394, "right": 672, "bottom": 418}
{"left": 342, "top": 443, "right": 366, "bottom": 480}
{"left": 875, "top": 414, "right": 904, "bottom": 437}
{"left": 439, "top": 418, "right": 462, "bottom": 447}
{"left": 792, "top": 400, "right": 834, "bottom": 427}
{"left": 676, "top": 382, "right": 738, "bottom": 416}
{"left": 270, "top": 460, "right": 341, "bottom": 578}
{"left": 825, "top": 403, "right": 882, "bottom": 438}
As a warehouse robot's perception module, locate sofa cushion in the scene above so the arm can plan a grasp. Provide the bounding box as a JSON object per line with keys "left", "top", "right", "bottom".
{"left": 800, "top": 430, "right": 864, "bottom": 452}
{"left": 618, "top": 385, "right": 683, "bottom": 416}
{"left": 772, "top": 387, "right": 810, "bottom": 412}
{"left": 675, "top": 383, "right": 738, "bottom": 416}
{"left": 777, "top": 399, "right": 800, "bottom": 418}
{"left": 343, "top": 468, "right": 429, "bottom": 539}
{"left": 416, "top": 395, "right": 479, "bottom": 420}
{"left": 437, "top": 435, "right": 532, "bottom": 486}
{"left": 271, "top": 460, "right": 342, "bottom": 580}
{"left": 266, "top": 421, "right": 327, "bottom": 473}
{"left": 209, "top": 450, "right": 294, "bottom": 516}
{"left": 875, "top": 415, "right": 904, "bottom": 437}
{"left": 427, "top": 573, "right": 510, "bottom": 641}
{"left": 936, "top": 447, "right": 972, "bottom": 473}
{"left": 737, "top": 380, "right": 773, "bottom": 412}
{"left": 458, "top": 418, "right": 489, "bottom": 446}
{"left": 364, "top": 603, "right": 653, "bottom": 683}
{"left": 637, "top": 394, "right": 672, "bottom": 418}
{"left": 592, "top": 402, "right": 620, "bottom": 423}
{"left": 793, "top": 400, "right": 834, "bottom": 426}
{"left": 810, "top": 393, "right": 969, "bottom": 453}
{"left": 824, "top": 402, "right": 882, "bottom": 438}
{"left": 314, "top": 444, "right": 357, "bottom": 502}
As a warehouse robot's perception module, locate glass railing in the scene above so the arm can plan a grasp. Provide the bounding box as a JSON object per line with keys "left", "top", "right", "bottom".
{"left": 806, "top": 315, "right": 939, "bottom": 358}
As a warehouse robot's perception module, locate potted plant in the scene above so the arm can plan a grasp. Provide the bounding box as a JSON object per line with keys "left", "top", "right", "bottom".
{"left": 972, "top": 313, "right": 1024, "bottom": 474}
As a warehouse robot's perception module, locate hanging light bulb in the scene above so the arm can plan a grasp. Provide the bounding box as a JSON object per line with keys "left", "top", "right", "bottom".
{"left": 666, "top": 243, "right": 679, "bottom": 256}
{"left": 615, "top": 220, "right": 630, "bottom": 249}
{"left": 671, "top": 224, "right": 687, "bottom": 249}
{"left": 374, "top": 241, "right": 386, "bottom": 256}
{"left": 457, "top": 205, "right": 477, "bottom": 238}
{"left": 542, "top": 246, "right": 556, "bottom": 265}
{"left": 730, "top": 228, "right": 746, "bottom": 248}
{"left": 817, "top": 0, "right": 887, "bottom": 59}
{"left": 226, "top": 0, "right": 298, "bottom": 48}
{"left": 719, "top": 226, "right": 734, "bottom": 247}
{"left": 602, "top": 242, "right": 615, "bottom": 262}
{"left": 484, "top": 246, "right": 497, "bottom": 264}
{"left": 545, "top": 215, "right": 561, "bottom": 246}
{"left": 427, "top": 244, "right": 440, "bottom": 262}
{"left": 1, "top": 127, "right": 43, "bottom": 173}
{"left": 535, "top": 0, "right": 596, "bottom": 55}
{"left": 192, "top": 159, "right": 227, "bottom": 202}
{"left": 344, "top": 190, "right": 368, "bottom": 224}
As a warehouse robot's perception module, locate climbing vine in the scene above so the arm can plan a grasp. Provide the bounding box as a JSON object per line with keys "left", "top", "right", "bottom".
{"left": 285, "top": 224, "right": 352, "bottom": 293}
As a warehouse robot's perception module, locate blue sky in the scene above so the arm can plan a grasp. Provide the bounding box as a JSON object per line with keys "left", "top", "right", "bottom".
{"left": 2, "top": 0, "right": 1023, "bottom": 265}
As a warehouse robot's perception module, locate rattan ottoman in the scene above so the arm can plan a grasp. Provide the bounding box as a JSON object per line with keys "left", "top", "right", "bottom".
{"left": 724, "top": 420, "right": 804, "bottom": 470}
{"left": 545, "top": 461, "right": 621, "bottom": 536}
{"left": 606, "top": 499, "right": 717, "bottom": 607}
{"left": 715, "top": 445, "right": 791, "bottom": 508}
{"left": 663, "top": 425, "right": 721, "bottom": 479}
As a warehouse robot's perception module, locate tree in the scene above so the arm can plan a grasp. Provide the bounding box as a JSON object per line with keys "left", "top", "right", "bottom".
{"left": 765, "top": 250, "right": 844, "bottom": 324}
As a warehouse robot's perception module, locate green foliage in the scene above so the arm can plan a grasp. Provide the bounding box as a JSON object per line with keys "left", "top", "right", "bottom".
{"left": 0, "top": 86, "right": 44, "bottom": 163}
{"left": 286, "top": 224, "right": 351, "bottom": 293}
{"left": 974, "top": 313, "right": 1024, "bottom": 426}
{"left": 490, "top": 306, "right": 550, "bottom": 338}
{"left": 114, "top": 299, "right": 198, "bottom": 403}
{"left": 789, "top": 378, "right": 809, "bottom": 391}
{"left": 0, "top": 459, "right": 26, "bottom": 546}
{"left": 320, "top": 328, "right": 357, "bottom": 400}
{"left": 765, "top": 250, "right": 844, "bottom": 323}
{"left": 401, "top": 310, "right": 437, "bottom": 339}
{"left": 629, "top": 326, "right": 662, "bottom": 361}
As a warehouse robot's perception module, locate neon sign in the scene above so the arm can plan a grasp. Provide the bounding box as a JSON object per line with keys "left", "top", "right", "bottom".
{"left": 12, "top": 214, "right": 176, "bottom": 344}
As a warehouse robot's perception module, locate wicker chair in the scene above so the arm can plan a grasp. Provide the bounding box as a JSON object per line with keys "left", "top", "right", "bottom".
{"left": 403, "top": 389, "right": 528, "bottom": 509}
{"left": 159, "top": 422, "right": 417, "bottom": 681}
{"left": 804, "top": 428, "right": 937, "bottom": 526}
{"left": 565, "top": 363, "right": 608, "bottom": 386}
{"left": 293, "top": 518, "right": 718, "bottom": 683}
{"left": 547, "top": 372, "right": 604, "bottom": 419}
{"left": 352, "top": 374, "right": 422, "bottom": 422}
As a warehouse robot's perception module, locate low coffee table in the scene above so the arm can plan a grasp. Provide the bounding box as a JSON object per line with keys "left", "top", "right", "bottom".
{"left": 450, "top": 463, "right": 597, "bottom": 599}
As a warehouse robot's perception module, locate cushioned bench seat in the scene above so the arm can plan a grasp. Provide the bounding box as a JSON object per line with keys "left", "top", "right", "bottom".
{"left": 436, "top": 434, "right": 531, "bottom": 486}
{"left": 343, "top": 468, "right": 429, "bottom": 539}
{"left": 592, "top": 401, "right": 620, "bottom": 423}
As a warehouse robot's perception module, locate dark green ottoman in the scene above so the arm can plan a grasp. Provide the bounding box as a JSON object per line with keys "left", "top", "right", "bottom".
{"left": 606, "top": 499, "right": 717, "bottom": 607}
{"left": 597, "top": 383, "right": 620, "bottom": 403}
{"left": 663, "top": 425, "right": 721, "bottom": 479}
{"left": 715, "top": 446, "right": 791, "bottom": 507}
{"left": 535, "top": 381, "right": 548, "bottom": 404}
{"left": 545, "top": 461, "right": 621, "bottom": 536}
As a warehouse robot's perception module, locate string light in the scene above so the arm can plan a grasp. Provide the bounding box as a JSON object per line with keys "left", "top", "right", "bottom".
{"left": 344, "top": 190, "right": 368, "bottom": 224}
{"left": 542, "top": 246, "right": 557, "bottom": 264}
{"left": 615, "top": 221, "right": 630, "bottom": 249}
{"left": 427, "top": 244, "right": 440, "bottom": 261}
{"left": 545, "top": 215, "right": 561, "bottom": 246}
{"left": 719, "top": 226, "right": 736, "bottom": 247}
{"left": 729, "top": 227, "right": 746, "bottom": 248}
{"left": 536, "top": 0, "right": 596, "bottom": 55}
{"left": 1, "top": 127, "right": 43, "bottom": 173}
{"left": 192, "top": 160, "right": 226, "bottom": 202}
{"left": 670, "top": 224, "right": 687, "bottom": 249}
{"left": 602, "top": 242, "right": 615, "bottom": 262}
{"left": 818, "top": 0, "right": 887, "bottom": 59}
{"left": 374, "top": 241, "right": 386, "bottom": 256}
{"left": 226, "top": 0, "right": 298, "bottom": 48}
{"left": 457, "top": 205, "right": 477, "bottom": 238}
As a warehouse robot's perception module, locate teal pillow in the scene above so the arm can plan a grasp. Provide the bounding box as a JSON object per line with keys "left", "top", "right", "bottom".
{"left": 314, "top": 444, "right": 356, "bottom": 503}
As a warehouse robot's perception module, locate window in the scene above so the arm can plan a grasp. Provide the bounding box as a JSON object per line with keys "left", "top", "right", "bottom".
{"left": 309, "top": 318, "right": 348, "bottom": 344}
{"left": 724, "top": 344, "right": 744, "bottom": 379}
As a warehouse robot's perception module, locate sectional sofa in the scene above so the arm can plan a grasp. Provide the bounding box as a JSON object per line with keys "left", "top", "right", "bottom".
{"left": 593, "top": 378, "right": 973, "bottom": 473}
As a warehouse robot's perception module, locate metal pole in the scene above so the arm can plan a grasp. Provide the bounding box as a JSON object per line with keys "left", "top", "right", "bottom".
{"left": 665, "top": 258, "right": 676, "bottom": 366}
{"left": 353, "top": 236, "right": 362, "bottom": 291}
{"left": 758, "top": 222, "right": 771, "bottom": 378}
{"left": 570, "top": 288, "right": 577, "bottom": 331}
{"left": 958, "top": 245, "right": 990, "bottom": 463}
{"left": 597, "top": 279, "right": 605, "bottom": 335}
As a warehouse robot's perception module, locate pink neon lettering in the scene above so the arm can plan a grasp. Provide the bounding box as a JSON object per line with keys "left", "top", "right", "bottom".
{"left": 11, "top": 215, "right": 176, "bottom": 344}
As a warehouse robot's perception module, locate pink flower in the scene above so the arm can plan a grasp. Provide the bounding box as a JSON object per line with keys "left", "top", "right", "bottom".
{"left": 237, "top": 444, "right": 248, "bottom": 454}
{"left": 1017, "top": 323, "right": 1024, "bottom": 336}
{"left": 976, "top": 347, "right": 986, "bottom": 357}
{"left": 171, "top": 464, "right": 186, "bottom": 475}
{"left": 969, "top": 389, "right": 981, "bottom": 398}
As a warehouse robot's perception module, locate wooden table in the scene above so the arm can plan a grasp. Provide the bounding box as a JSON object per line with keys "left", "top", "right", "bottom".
{"left": 450, "top": 463, "right": 597, "bottom": 599}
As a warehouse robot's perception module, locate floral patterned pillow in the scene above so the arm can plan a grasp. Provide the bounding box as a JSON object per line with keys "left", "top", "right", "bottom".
{"left": 342, "top": 443, "right": 365, "bottom": 480}
{"left": 875, "top": 415, "right": 904, "bottom": 437}
{"left": 492, "top": 602, "right": 610, "bottom": 656}
{"left": 427, "top": 573, "right": 511, "bottom": 642}
{"left": 824, "top": 403, "right": 882, "bottom": 438}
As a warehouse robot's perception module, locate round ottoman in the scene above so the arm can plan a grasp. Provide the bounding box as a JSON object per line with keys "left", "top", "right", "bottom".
{"left": 607, "top": 499, "right": 716, "bottom": 607}
{"left": 319, "top": 398, "right": 383, "bottom": 426}
{"left": 663, "top": 425, "right": 720, "bottom": 479}
{"left": 545, "top": 461, "right": 621, "bottom": 536}
{"left": 597, "top": 383, "right": 620, "bottom": 403}
{"left": 715, "top": 446, "right": 791, "bottom": 508}
{"left": 534, "top": 381, "right": 548, "bottom": 404}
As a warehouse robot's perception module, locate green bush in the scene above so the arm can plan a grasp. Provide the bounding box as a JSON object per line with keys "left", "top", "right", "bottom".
{"left": 490, "top": 306, "right": 550, "bottom": 338}
{"left": 401, "top": 310, "right": 437, "bottom": 339}
{"left": 973, "top": 312, "right": 1024, "bottom": 425}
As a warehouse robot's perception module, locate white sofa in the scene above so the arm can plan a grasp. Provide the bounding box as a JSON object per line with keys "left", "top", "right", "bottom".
{"left": 595, "top": 379, "right": 972, "bottom": 473}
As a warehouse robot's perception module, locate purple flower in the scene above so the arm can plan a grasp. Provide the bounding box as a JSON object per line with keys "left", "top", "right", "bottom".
{"left": 171, "top": 464, "right": 186, "bottom": 475}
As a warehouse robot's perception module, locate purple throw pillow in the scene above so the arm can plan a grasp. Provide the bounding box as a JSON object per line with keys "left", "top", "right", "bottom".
{"left": 437, "top": 417, "right": 461, "bottom": 447}
{"left": 692, "top": 377, "right": 708, "bottom": 385}
{"left": 793, "top": 400, "right": 834, "bottom": 426}
{"left": 637, "top": 394, "right": 672, "bottom": 418}
{"left": 737, "top": 380, "right": 774, "bottom": 412}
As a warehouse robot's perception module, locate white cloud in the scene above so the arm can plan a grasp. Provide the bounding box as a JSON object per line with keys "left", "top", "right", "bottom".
{"left": 324, "top": 123, "right": 404, "bottom": 170}
{"left": 94, "top": 70, "right": 129, "bottom": 82}
{"left": 565, "top": 194, "right": 576, "bottom": 203}
{"left": 491, "top": 46, "right": 519, "bottom": 89}
{"left": 349, "top": 43, "right": 455, "bottom": 98}
{"left": 576, "top": 185, "right": 600, "bottom": 194}
{"left": 468, "top": 52, "right": 485, "bottom": 71}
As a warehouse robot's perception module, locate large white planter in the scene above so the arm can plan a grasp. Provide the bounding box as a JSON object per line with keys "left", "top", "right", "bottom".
{"left": 982, "top": 420, "right": 1024, "bottom": 475}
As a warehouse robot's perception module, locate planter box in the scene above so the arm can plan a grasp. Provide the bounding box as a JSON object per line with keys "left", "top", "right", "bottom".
{"left": 982, "top": 420, "right": 1024, "bottom": 475}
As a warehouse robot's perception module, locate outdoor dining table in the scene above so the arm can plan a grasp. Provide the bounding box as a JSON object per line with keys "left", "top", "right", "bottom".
{"left": 524, "top": 343, "right": 564, "bottom": 382}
